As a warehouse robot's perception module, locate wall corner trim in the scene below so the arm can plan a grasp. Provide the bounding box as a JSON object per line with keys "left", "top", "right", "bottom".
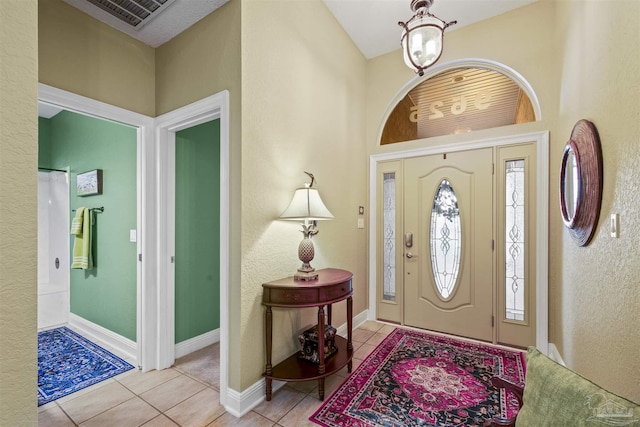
{"left": 548, "top": 343, "right": 566, "bottom": 366}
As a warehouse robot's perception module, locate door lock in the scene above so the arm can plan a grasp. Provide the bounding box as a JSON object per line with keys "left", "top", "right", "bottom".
{"left": 406, "top": 252, "right": 414, "bottom": 259}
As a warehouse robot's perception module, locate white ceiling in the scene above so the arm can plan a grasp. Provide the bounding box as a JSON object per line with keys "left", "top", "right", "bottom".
{"left": 64, "top": 0, "right": 537, "bottom": 57}
{"left": 324, "top": 0, "right": 538, "bottom": 59}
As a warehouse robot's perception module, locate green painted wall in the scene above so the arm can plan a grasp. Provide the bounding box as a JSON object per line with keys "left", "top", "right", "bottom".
{"left": 175, "top": 119, "right": 220, "bottom": 343}
{"left": 40, "top": 110, "right": 137, "bottom": 341}
{"left": 38, "top": 117, "right": 52, "bottom": 167}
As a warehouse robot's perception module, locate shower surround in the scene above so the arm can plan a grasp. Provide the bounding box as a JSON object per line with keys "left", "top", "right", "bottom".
{"left": 38, "top": 171, "right": 70, "bottom": 329}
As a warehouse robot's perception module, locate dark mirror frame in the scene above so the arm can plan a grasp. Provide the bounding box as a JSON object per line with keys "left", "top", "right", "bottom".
{"left": 559, "top": 119, "right": 603, "bottom": 246}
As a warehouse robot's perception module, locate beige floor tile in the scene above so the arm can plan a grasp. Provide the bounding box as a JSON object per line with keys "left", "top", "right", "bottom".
{"left": 335, "top": 357, "right": 363, "bottom": 377}
{"left": 38, "top": 404, "right": 75, "bottom": 427}
{"left": 351, "top": 329, "right": 375, "bottom": 343}
{"left": 163, "top": 387, "right": 225, "bottom": 426}
{"left": 118, "top": 368, "right": 182, "bottom": 395}
{"left": 140, "top": 374, "right": 206, "bottom": 412}
{"left": 141, "top": 415, "right": 180, "bottom": 427}
{"left": 356, "top": 320, "right": 383, "bottom": 332}
{"left": 59, "top": 381, "right": 136, "bottom": 424}
{"left": 365, "top": 332, "right": 388, "bottom": 347}
{"left": 79, "top": 397, "right": 159, "bottom": 427}
{"left": 208, "top": 411, "right": 274, "bottom": 427}
{"left": 354, "top": 342, "right": 376, "bottom": 359}
{"left": 320, "top": 374, "right": 348, "bottom": 399}
{"left": 54, "top": 378, "right": 117, "bottom": 404}
{"left": 377, "top": 324, "right": 397, "bottom": 335}
{"left": 286, "top": 380, "right": 317, "bottom": 394}
{"left": 277, "top": 395, "right": 323, "bottom": 427}
{"left": 174, "top": 344, "right": 220, "bottom": 389}
{"left": 38, "top": 401, "right": 58, "bottom": 413}
{"left": 252, "top": 386, "right": 306, "bottom": 422}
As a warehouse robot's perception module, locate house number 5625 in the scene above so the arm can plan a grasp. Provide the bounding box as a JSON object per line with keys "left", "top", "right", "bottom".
{"left": 409, "top": 92, "right": 492, "bottom": 123}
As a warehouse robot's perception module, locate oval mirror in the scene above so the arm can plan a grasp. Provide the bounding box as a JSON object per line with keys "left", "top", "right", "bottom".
{"left": 559, "top": 120, "right": 603, "bottom": 246}
{"left": 560, "top": 142, "right": 581, "bottom": 227}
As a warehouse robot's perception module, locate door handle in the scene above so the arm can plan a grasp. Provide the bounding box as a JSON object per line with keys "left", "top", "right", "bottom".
{"left": 405, "top": 232, "right": 413, "bottom": 248}
{"left": 406, "top": 252, "right": 414, "bottom": 259}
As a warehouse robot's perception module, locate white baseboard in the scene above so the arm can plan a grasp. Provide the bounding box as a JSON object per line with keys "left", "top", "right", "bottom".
{"left": 175, "top": 329, "right": 220, "bottom": 359}
{"left": 335, "top": 309, "right": 369, "bottom": 337}
{"left": 548, "top": 343, "right": 566, "bottom": 366}
{"left": 223, "top": 379, "right": 286, "bottom": 418}
{"left": 222, "top": 309, "right": 369, "bottom": 418}
{"left": 68, "top": 313, "right": 137, "bottom": 364}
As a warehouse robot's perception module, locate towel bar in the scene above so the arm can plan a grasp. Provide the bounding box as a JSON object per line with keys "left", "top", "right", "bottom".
{"left": 72, "top": 207, "right": 104, "bottom": 213}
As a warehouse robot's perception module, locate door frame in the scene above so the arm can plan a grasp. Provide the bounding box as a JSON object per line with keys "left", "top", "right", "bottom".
{"left": 155, "top": 91, "right": 230, "bottom": 406}
{"left": 368, "top": 131, "right": 549, "bottom": 353}
{"left": 38, "top": 83, "right": 155, "bottom": 370}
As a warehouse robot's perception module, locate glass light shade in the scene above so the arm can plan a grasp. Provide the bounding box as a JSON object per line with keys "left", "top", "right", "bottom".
{"left": 278, "top": 187, "right": 334, "bottom": 221}
{"left": 401, "top": 15, "right": 444, "bottom": 73}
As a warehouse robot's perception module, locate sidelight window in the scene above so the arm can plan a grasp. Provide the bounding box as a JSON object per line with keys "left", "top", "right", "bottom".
{"left": 505, "top": 160, "right": 525, "bottom": 321}
{"left": 383, "top": 172, "right": 396, "bottom": 301}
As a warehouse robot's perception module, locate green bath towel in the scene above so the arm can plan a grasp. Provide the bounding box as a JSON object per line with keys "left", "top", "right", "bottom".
{"left": 71, "top": 208, "right": 93, "bottom": 270}
{"left": 70, "top": 207, "right": 84, "bottom": 236}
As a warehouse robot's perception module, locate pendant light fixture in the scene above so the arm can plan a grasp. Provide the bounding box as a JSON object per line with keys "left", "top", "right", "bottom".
{"left": 399, "top": 0, "right": 456, "bottom": 76}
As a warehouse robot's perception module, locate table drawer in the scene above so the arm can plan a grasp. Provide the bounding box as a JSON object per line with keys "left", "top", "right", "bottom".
{"left": 320, "top": 280, "right": 352, "bottom": 301}
{"left": 264, "top": 287, "right": 319, "bottom": 305}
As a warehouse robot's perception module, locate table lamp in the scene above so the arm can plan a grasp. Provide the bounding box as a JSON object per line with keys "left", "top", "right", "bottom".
{"left": 278, "top": 172, "right": 334, "bottom": 280}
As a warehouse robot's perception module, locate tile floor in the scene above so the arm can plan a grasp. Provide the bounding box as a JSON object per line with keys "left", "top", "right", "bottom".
{"left": 38, "top": 321, "right": 396, "bottom": 427}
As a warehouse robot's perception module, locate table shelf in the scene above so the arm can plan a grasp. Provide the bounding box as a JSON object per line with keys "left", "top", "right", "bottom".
{"left": 266, "top": 336, "right": 353, "bottom": 382}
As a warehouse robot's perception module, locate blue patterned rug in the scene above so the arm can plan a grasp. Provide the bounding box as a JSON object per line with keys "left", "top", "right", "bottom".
{"left": 38, "top": 327, "right": 134, "bottom": 406}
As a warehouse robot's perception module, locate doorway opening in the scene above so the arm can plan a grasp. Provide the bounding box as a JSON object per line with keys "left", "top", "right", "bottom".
{"left": 39, "top": 83, "right": 154, "bottom": 369}
{"left": 156, "top": 91, "right": 231, "bottom": 408}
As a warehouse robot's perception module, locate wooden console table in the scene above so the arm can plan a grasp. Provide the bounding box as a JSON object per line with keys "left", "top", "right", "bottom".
{"left": 262, "top": 268, "right": 353, "bottom": 401}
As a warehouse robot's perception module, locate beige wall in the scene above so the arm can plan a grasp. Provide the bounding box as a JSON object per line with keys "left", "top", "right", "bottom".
{"left": 39, "top": 0, "right": 155, "bottom": 116}
{"left": 155, "top": 0, "right": 240, "bottom": 116}
{"left": 553, "top": 0, "right": 639, "bottom": 402}
{"left": 155, "top": 0, "right": 243, "bottom": 390}
{"left": 0, "top": 0, "right": 38, "bottom": 424}
{"left": 240, "top": 0, "right": 368, "bottom": 389}
{"left": 366, "top": 0, "right": 639, "bottom": 401}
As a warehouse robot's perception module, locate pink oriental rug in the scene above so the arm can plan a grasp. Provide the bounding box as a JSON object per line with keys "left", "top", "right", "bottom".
{"left": 310, "top": 328, "right": 525, "bottom": 427}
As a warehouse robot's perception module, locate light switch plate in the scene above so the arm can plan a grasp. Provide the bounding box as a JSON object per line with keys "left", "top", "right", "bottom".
{"left": 610, "top": 214, "right": 619, "bottom": 238}
{"left": 357, "top": 218, "right": 365, "bottom": 229}
{"left": 130, "top": 229, "right": 137, "bottom": 242}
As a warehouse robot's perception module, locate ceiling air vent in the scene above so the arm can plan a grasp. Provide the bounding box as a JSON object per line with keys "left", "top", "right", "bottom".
{"left": 83, "top": 0, "right": 175, "bottom": 29}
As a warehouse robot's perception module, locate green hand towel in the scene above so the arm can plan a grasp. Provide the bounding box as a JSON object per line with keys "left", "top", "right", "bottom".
{"left": 70, "top": 207, "right": 85, "bottom": 236}
{"left": 71, "top": 208, "right": 93, "bottom": 270}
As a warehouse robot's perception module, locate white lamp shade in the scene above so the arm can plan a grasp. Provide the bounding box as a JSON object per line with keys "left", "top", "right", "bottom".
{"left": 401, "top": 15, "right": 444, "bottom": 71}
{"left": 279, "top": 187, "right": 334, "bottom": 221}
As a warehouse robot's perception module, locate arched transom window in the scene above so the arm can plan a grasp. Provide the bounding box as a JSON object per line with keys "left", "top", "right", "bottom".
{"left": 381, "top": 67, "right": 536, "bottom": 145}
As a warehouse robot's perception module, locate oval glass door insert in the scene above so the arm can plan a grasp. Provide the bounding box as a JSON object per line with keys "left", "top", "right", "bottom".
{"left": 430, "top": 179, "right": 462, "bottom": 299}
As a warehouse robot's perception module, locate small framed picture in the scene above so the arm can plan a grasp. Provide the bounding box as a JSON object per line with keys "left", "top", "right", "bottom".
{"left": 76, "top": 169, "right": 103, "bottom": 197}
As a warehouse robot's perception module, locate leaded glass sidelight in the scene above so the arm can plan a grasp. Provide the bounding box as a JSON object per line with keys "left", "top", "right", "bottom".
{"left": 430, "top": 179, "right": 461, "bottom": 299}
{"left": 505, "top": 160, "right": 525, "bottom": 321}
{"left": 383, "top": 173, "right": 396, "bottom": 301}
